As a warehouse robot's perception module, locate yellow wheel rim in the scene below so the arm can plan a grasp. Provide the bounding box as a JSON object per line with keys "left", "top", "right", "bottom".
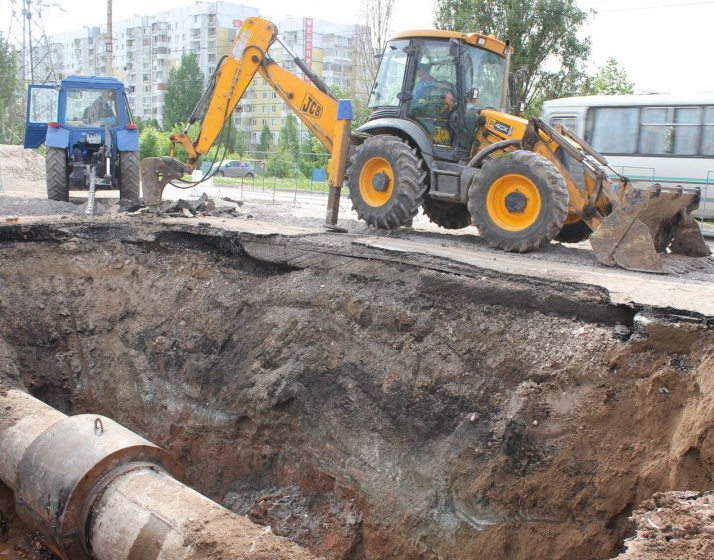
{"left": 359, "top": 157, "right": 394, "bottom": 207}
{"left": 486, "top": 174, "right": 541, "bottom": 231}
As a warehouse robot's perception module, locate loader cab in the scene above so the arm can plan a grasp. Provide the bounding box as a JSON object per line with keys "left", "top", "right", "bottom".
{"left": 366, "top": 32, "right": 509, "bottom": 161}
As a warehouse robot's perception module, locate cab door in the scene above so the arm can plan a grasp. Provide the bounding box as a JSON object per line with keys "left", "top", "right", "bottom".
{"left": 23, "top": 85, "right": 59, "bottom": 148}
{"left": 404, "top": 40, "right": 460, "bottom": 150}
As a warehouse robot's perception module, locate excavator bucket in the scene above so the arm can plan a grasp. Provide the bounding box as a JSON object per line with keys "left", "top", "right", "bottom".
{"left": 140, "top": 157, "right": 191, "bottom": 212}
{"left": 589, "top": 184, "right": 712, "bottom": 273}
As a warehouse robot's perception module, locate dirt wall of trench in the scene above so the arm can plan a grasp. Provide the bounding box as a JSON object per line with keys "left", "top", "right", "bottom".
{"left": 0, "top": 223, "right": 713, "bottom": 559}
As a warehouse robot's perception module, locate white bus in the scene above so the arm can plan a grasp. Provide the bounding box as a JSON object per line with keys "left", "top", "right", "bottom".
{"left": 541, "top": 94, "right": 714, "bottom": 223}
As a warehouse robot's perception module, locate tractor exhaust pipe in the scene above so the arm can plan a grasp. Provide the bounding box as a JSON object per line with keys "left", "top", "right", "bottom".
{"left": 0, "top": 389, "right": 319, "bottom": 560}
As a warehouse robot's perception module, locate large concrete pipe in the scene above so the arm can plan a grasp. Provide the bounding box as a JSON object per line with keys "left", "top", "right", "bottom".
{"left": 0, "top": 389, "right": 319, "bottom": 560}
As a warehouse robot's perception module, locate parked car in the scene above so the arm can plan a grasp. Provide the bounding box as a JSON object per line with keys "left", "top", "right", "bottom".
{"left": 211, "top": 160, "right": 256, "bottom": 178}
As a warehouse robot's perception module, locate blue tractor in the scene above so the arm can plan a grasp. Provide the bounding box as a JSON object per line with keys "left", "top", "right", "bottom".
{"left": 24, "top": 75, "right": 140, "bottom": 202}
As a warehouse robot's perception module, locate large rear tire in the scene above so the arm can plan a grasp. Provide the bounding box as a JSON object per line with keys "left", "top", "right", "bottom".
{"left": 118, "top": 151, "right": 141, "bottom": 202}
{"left": 46, "top": 147, "right": 69, "bottom": 202}
{"left": 347, "top": 135, "right": 427, "bottom": 229}
{"left": 468, "top": 150, "right": 568, "bottom": 252}
{"left": 422, "top": 198, "right": 471, "bottom": 229}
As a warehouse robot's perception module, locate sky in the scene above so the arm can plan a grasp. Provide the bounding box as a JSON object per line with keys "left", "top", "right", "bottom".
{"left": 2, "top": 0, "right": 714, "bottom": 95}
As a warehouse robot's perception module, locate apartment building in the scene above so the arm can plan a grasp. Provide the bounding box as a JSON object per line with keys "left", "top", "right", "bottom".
{"left": 44, "top": 2, "right": 370, "bottom": 149}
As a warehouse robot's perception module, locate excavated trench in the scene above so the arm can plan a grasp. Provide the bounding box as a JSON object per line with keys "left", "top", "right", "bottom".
{"left": 1, "top": 219, "right": 713, "bottom": 560}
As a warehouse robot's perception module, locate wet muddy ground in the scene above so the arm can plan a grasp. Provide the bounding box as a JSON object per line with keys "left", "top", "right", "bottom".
{"left": 0, "top": 212, "right": 713, "bottom": 559}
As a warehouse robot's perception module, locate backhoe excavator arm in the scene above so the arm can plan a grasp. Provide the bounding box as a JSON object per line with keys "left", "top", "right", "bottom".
{"left": 142, "top": 16, "right": 352, "bottom": 220}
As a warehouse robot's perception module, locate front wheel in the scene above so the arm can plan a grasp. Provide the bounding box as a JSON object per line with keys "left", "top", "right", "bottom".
{"left": 422, "top": 198, "right": 471, "bottom": 229}
{"left": 347, "top": 135, "right": 427, "bottom": 230}
{"left": 46, "top": 147, "right": 69, "bottom": 202}
{"left": 118, "top": 151, "right": 140, "bottom": 202}
{"left": 468, "top": 150, "right": 568, "bottom": 252}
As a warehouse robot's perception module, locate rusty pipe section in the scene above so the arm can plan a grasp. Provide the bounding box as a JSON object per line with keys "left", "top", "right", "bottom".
{"left": 0, "top": 389, "right": 318, "bottom": 560}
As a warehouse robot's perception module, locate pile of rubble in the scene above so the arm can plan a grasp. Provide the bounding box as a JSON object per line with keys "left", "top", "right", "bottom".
{"left": 144, "top": 194, "right": 245, "bottom": 219}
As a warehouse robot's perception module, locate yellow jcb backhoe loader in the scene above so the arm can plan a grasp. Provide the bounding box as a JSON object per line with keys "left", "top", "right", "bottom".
{"left": 141, "top": 16, "right": 711, "bottom": 273}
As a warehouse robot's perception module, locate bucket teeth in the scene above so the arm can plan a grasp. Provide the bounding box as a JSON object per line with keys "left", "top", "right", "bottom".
{"left": 589, "top": 185, "right": 712, "bottom": 274}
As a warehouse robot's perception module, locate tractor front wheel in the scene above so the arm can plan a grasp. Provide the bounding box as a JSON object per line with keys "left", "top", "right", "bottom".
{"left": 118, "top": 151, "right": 141, "bottom": 202}
{"left": 468, "top": 150, "right": 568, "bottom": 252}
{"left": 347, "top": 135, "right": 427, "bottom": 229}
{"left": 422, "top": 198, "right": 471, "bottom": 230}
{"left": 46, "top": 147, "right": 69, "bottom": 202}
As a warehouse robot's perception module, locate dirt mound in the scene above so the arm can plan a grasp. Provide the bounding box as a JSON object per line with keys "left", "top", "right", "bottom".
{"left": 0, "top": 221, "right": 713, "bottom": 560}
{"left": 0, "top": 145, "right": 45, "bottom": 196}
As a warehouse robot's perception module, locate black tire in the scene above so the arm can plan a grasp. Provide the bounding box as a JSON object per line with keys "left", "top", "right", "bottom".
{"left": 422, "top": 197, "right": 471, "bottom": 229}
{"left": 46, "top": 147, "right": 69, "bottom": 201}
{"left": 468, "top": 150, "right": 568, "bottom": 252}
{"left": 216, "top": 170, "right": 225, "bottom": 177}
{"left": 555, "top": 219, "right": 592, "bottom": 243}
{"left": 245, "top": 173, "right": 254, "bottom": 179}
{"left": 118, "top": 151, "right": 141, "bottom": 202}
{"left": 347, "top": 135, "right": 427, "bottom": 229}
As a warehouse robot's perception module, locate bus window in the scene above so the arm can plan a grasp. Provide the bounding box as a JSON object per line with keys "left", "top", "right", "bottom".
{"left": 703, "top": 107, "right": 714, "bottom": 156}
{"left": 587, "top": 107, "right": 638, "bottom": 154}
{"left": 640, "top": 107, "right": 701, "bottom": 155}
{"left": 549, "top": 116, "right": 579, "bottom": 132}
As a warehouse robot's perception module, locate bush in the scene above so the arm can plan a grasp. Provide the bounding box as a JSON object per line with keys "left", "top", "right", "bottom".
{"left": 139, "top": 127, "right": 170, "bottom": 160}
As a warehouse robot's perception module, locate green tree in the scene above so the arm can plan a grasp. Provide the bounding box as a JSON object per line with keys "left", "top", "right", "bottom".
{"left": 0, "top": 35, "right": 23, "bottom": 144}
{"left": 257, "top": 124, "right": 273, "bottom": 159}
{"left": 266, "top": 116, "right": 300, "bottom": 177}
{"left": 277, "top": 114, "right": 299, "bottom": 161}
{"left": 162, "top": 53, "right": 205, "bottom": 130}
{"left": 139, "top": 126, "right": 170, "bottom": 160}
{"left": 585, "top": 58, "right": 635, "bottom": 96}
{"left": 434, "top": 0, "right": 592, "bottom": 113}
{"left": 299, "top": 134, "right": 329, "bottom": 177}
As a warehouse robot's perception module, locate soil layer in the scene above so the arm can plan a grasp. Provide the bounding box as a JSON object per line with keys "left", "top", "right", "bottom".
{"left": 0, "top": 219, "right": 713, "bottom": 560}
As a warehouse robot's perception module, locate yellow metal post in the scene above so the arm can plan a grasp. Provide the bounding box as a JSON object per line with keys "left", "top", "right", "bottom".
{"left": 325, "top": 100, "right": 352, "bottom": 227}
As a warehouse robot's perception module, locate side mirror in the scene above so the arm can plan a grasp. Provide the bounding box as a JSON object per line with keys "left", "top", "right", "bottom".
{"left": 124, "top": 86, "right": 135, "bottom": 94}
{"left": 448, "top": 38, "right": 467, "bottom": 58}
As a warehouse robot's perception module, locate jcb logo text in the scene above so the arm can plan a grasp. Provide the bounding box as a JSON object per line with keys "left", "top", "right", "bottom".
{"left": 302, "top": 94, "right": 323, "bottom": 118}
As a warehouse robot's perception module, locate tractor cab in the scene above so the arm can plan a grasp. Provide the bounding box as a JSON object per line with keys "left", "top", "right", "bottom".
{"left": 23, "top": 75, "right": 140, "bottom": 203}
{"left": 24, "top": 75, "right": 132, "bottom": 151}
{"left": 365, "top": 31, "right": 510, "bottom": 162}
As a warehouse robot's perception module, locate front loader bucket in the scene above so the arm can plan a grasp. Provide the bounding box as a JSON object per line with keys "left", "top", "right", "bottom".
{"left": 589, "top": 184, "right": 712, "bottom": 273}
{"left": 140, "top": 157, "right": 191, "bottom": 212}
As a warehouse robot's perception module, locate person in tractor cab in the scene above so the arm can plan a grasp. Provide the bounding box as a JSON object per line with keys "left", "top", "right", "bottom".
{"left": 411, "top": 64, "right": 455, "bottom": 117}
{"left": 83, "top": 90, "right": 116, "bottom": 126}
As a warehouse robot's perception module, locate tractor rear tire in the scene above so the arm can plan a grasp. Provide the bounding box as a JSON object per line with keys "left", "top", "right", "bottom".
{"left": 469, "top": 150, "right": 568, "bottom": 252}
{"left": 422, "top": 198, "right": 471, "bottom": 229}
{"left": 46, "top": 147, "right": 69, "bottom": 202}
{"left": 555, "top": 219, "right": 592, "bottom": 243}
{"left": 119, "top": 151, "right": 141, "bottom": 202}
{"left": 347, "top": 135, "right": 427, "bottom": 229}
